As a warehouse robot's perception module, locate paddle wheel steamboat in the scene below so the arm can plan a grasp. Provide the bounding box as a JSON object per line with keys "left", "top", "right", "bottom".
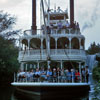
{"left": 11, "top": 0, "right": 90, "bottom": 99}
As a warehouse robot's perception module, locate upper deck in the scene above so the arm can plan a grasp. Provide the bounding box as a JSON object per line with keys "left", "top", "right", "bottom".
{"left": 18, "top": 27, "right": 86, "bottom": 62}
{"left": 18, "top": 5, "right": 86, "bottom": 62}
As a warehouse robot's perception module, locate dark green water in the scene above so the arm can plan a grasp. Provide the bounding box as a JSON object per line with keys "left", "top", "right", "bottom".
{"left": 0, "top": 86, "right": 90, "bottom": 100}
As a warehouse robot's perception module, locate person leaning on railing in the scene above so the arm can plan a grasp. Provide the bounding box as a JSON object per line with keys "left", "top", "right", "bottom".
{"left": 40, "top": 68, "right": 47, "bottom": 82}
{"left": 82, "top": 68, "right": 85, "bottom": 82}
{"left": 57, "top": 20, "right": 63, "bottom": 30}
{"left": 46, "top": 68, "right": 53, "bottom": 82}
{"left": 17, "top": 70, "right": 26, "bottom": 82}
{"left": 75, "top": 70, "right": 80, "bottom": 82}
{"left": 34, "top": 68, "right": 40, "bottom": 82}
{"left": 16, "top": 68, "right": 85, "bottom": 83}
{"left": 65, "top": 20, "right": 70, "bottom": 28}
{"left": 66, "top": 69, "right": 72, "bottom": 82}
{"left": 29, "top": 69, "right": 34, "bottom": 82}
{"left": 52, "top": 68, "right": 57, "bottom": 82}
{"left": 64, "top": 69, "right": 69, "bottom": 82}
{"left": 26, "top": 71, "right": 31, "bottom": 82}
{"left": 61, "top": 68, "right": 66, "bottom": 82}
{"left": 71, "top": 69, "right": 75, "bottom": 82}
{"left": 57, "top": 67, "right": 61, "bottom": 82}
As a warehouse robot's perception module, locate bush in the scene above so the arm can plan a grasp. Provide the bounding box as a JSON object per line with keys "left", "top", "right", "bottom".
{"left": 93, "top": 63, "right": 100, "bottom": 81}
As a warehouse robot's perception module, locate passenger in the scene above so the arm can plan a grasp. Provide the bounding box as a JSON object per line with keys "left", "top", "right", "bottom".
{"left": 67, "top": 69, "right": 72, "bottom": 82}
{"left": 65, "top": 21, "right": 70, "bottom": 28}
{"left": 82, "top": 68, "right": 85, "bottom": 82}
{"left": 61, "top": 68, "right": 66, "bottom": 82}
{"left": 52, "top": 68, "right": 57, "bottom": 82}
{"left": 30, "top": 69, "right": 35, "bottom": 82}
{"left": 65, "top": 69, "right": 69, "bottom": 82}
{"left": 40, "top": 67, "right": 46, "bottom": 82}
{"left": 75, "top": 70, "right": 80, "bottom": 82}
{"left": 57, "top": 67, "right": 61, "bottom": 82}
{"left": 17, "top": 70, "right": 21, "bottom": 82}
{"left": 41, "top": 25, "right": 45, "bottom": 34}
{"left": 71, "top": 69, "right": 75, "bottom": 82}
{"left": 27, "top": 71, "right": 31, "bottom": 82}
{"left": 73, "top": 21, "right": 76, "bottom": 29}
{"left": 76, "top": 22, "right": 80, "bottom": 30}
{"left": 34, "top": 68, "right": 40, "bottom": 82}
{"left": 17, "top": 70, "right": 26, "bottom": 82}
{"left": 86, "top": 66, "right": 89, "bottom": 83}
{"left": 50, "top": 23, "right": 54, "bottom": 34}
{"left": 57, "top": 20, "right": 63, "bottom": 29}
{"left": 47, "top": 26, "right": 51, "bottom": 34}
{"left": 57, "top": 7, "right": 63, "bottom": 13}
{"left": 46, "top": 68, "right": 53, "bottom": 82}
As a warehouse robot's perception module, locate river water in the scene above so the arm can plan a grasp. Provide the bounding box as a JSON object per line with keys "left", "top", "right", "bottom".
{"left": 0, "top": 85, "right": 92, "bottom": 100}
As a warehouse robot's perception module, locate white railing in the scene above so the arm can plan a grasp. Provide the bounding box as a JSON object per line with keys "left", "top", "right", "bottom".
{"left": 24, "top": 29, "right": 43, "bottom": 36}
{"left": 13, "top": 67, "right": 89, "bottom": 83}
{"left": 19, "top": 49, "right": 86, "bottom": 57}
{"left": 51, "top": 49, "right": 82, "bottom": 55}
{"left": 23, "top": 28, "right": 81, "bottom": 36}
{"left": 18, "top": 49, "right": 86, "bottom": 61}
{"left": 14, "top": 72, "right": 87, "bottom": 83}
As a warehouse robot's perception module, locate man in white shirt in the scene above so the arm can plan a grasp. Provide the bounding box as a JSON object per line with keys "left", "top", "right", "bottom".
{"left": 65, "top": 21, "right": 70, "bottom": 28}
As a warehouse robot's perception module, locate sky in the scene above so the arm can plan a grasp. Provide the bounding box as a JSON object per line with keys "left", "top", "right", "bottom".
{"left": 0, "top": 0, "right": 100, "bottom": 49}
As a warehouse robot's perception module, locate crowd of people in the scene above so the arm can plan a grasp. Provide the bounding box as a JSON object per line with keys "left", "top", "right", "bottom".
{"left": 42, "top": 20, "right": 80, "bottom": 34}
{"left": 46, "top": 20, "right": 80, "bottom": 34}
{"left": 17, "top": 67, "right": 89, "bottom": 83}
{"left": 56, "top": 20, "right": 80, "bottom": 30}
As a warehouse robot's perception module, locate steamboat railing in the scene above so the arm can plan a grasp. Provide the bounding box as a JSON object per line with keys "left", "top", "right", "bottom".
{"left": 23, "top": 28, "right": 81, "bottom": 36}
{"left": 19, "top": 49, "right": 85, "bottom": 56}
{"left": 13, "top": 72, "right": 89, "bottom": 83}
{"left": 18, "top": 49, "right": 86, "bottom": 61}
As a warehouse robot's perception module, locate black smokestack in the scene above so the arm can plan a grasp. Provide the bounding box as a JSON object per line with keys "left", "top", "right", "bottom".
{"left": 32, "top": 0, "right": 37, "bottom": 34}
{"left": 70, "top": 0, "right": 74, "bottom": 27}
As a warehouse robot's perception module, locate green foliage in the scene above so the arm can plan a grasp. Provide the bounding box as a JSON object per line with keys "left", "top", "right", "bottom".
{"left": 92, "top": 81, "right": 100, "bottom": 100}
{"left": 86, "top": 42, "right": 100, "bottom": 55}
{"left": 92, "top": 62, "right": 100, "bottom": 100}
{"left": 0, "top": 36, "right": 19, "bottom": 82}
{"left": 93, "top": 62, "right": 100, "bottom": 81}
{"left": 0, "top": 11, "right": 20, "bottom": 83}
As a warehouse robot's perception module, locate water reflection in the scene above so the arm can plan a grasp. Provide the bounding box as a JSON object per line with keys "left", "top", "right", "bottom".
{"left": 12, "top": 90, "right": 90, "bottom": 100}
{"left": 12, "top": 93, "right": 89, "bottom": 100}
{"left": 0, "top": 86, "right": 91, "bottom": 100}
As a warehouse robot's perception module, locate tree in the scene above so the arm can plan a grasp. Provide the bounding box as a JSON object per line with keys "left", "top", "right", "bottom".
{"left": 86, "top": 42, "right": 100, "bottom": 55}
{"left": 0, "top": 36, "right": 19, "bottom": 82}
{"left": 92, "top": 81, "right": 100, "bottom": 100}
{"left": 0, "top": 11, "right": 20, "bottom": 83}
{"left": 0, "top": 11, "right": 20, "bottom": 38}
{"left": 93, "top": 62, "right": 100, "bottom": 81}
{"left": 92, "top": 62, "right": 100, "bottom": 100}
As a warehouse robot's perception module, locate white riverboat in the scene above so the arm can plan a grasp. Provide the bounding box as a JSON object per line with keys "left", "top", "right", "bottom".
{"left": 11, "top": 0, "right": 90, "bottom": 99}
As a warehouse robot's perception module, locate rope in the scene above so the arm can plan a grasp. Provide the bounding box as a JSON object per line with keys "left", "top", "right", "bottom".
{"left": 41, "top": 0, "right": 50, "bottom": 60}
{"left": 44, "top": 0, "right": 49, "bottom": 9}
{"left": 22, "top": 50, "right": 26, "bottom": 61}
{"left": 40, "top": 46, "right": 42, "bottom": 60}
{"left": 59, "top": 39, "right": 75, "bottom": 69}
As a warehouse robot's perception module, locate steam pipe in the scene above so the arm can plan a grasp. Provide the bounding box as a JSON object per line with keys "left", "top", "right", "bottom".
{"left": 32, "top": 0, "right": 37, "bottom": 34}
{"left": 70, "top": 0, "right": 74, "bottom": 27}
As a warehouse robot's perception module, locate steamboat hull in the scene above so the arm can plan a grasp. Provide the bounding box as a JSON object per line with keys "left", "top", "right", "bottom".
{"left": 12, "top": 83, "right": 90, "bottom": 100}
